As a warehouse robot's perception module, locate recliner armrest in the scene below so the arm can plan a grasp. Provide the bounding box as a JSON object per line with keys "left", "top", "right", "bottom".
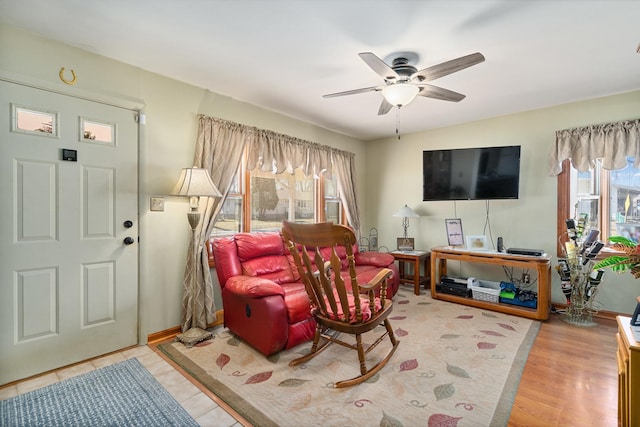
{"left": 355, "top": 251, "right": 394, "bottom": 267}
{"left": 224, "top": 275, "right": 286, "bottom": 298}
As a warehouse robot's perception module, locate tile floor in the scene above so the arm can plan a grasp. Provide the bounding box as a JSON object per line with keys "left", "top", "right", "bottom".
{"left": 0, "top": 345, "right": 242, "bottom": 427}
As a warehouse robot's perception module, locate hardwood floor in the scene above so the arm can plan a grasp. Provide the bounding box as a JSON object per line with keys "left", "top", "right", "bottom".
{"left": 509, "top": 311, "right": 619, "bottom": 426}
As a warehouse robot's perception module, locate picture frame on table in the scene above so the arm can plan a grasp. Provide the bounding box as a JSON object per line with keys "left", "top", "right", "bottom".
{"left": 466, "top": 235, "right": 489, "bottom": 251}
{"left": 631, "top": 296, "right": 640, "bottom": 326}
{"left": 445, "top": 218, "right": 464, "bottom": 246}
{"left": 397, "top": 238, "right": 414, "bottom": 251}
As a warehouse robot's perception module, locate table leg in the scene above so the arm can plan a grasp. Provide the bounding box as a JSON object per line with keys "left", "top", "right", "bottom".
{"left": 413, "top": 258, "right": 420, "bottom": 295}
{"left": 423, "top": 256, "right": 431, "bottom": 290}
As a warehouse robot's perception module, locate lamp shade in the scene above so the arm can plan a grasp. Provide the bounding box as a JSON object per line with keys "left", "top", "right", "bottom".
{"left": 382, "top": 83, "right": 419, "bottom": 107}
{"left": 170, "top": 167, "right": 222, "bottom": 197}
{"left": 393, "top": 204, "right": 419, "bottom": 218}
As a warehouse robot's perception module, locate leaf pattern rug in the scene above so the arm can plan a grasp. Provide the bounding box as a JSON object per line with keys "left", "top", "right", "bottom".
{"left": 158, "top": 291, "right": 540, "bottom": 427}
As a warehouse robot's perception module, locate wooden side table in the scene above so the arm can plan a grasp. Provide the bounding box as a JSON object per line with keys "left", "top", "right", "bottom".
{"left": 390, "top": 250, "right": 431, "bottom": 295}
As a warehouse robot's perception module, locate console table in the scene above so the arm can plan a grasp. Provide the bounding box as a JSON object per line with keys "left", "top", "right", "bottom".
{"left": 390, "top": 250, "right": 430, "bottom": 295}
{"left": 430, "top": 246, "right": 551, "bottom": 320}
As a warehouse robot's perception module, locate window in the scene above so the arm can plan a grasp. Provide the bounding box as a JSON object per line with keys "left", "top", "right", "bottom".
{"left": 323, "top": 174, "right": 342, "bottom": 224}
{"left": 250, "top": 168, "right": 316, "bottom": 231}
{"left": 12, "top": 105, "right": 59, "bottom": 137}
{"left": 558, "top": 157, "right": 640, "bottom": 254}
{"left": 80, "top": 117, "right": 115, "bottom": 145}
{"left": 211, "top": 168, "right": 244, "bottom": 237}
{"left": 210, "top": 157, "right": 344, "bottom": 237}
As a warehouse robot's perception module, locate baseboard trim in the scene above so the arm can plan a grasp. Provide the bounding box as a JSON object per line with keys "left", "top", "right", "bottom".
{"left": 551, "top": 303, "right": 621, "bottom": 321}
{"left": 147, "top": 310, "right": 224, "bottom": 344}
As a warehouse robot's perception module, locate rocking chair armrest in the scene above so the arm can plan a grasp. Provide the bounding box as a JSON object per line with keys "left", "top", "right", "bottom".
{"left": 358, "top": 268, "right": 393, "bottom": 292}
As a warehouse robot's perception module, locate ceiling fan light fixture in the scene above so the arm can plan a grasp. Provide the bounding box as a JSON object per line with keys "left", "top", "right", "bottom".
{"left": 382, "top": 83, "right": 419, "bottom": 107}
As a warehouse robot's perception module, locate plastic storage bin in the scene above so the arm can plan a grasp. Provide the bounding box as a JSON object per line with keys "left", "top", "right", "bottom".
{"left": 469, "top": 279, "right": 501, "bottom": 303}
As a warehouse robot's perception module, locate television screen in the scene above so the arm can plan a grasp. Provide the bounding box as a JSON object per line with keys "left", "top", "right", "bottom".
{"left": 423, "top": 146, "right": 521, "bottom": 201}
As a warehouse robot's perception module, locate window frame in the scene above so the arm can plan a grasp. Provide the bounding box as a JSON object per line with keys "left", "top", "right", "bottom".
{"left": 210, "top": 153, "right": 346, "bottom": 238}
{"left": 556, "top": 159, "right": 613, "bottom": 256}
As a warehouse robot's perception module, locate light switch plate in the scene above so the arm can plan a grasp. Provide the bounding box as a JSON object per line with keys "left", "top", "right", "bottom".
{"left": 150, "top": 197, "right": 165, "bottom": 212}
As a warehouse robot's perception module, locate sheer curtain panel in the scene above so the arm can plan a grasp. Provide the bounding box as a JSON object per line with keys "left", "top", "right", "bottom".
{"left": 179, "top": 115, "right": 361, "bottom": 338}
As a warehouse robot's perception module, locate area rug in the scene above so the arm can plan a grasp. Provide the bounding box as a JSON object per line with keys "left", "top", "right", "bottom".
{"left": 0, "top": 358, "right": 198, "bottom": 427}
{"left": 158, "top": 291, "right": 540, "bottom": 427}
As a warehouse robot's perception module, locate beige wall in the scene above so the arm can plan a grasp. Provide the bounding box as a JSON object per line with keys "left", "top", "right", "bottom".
{"left": 365, "top": 91, "right": 640, "bottom": 314}
{"left": 0, "top": 24, "right": 366, "bottom": 341}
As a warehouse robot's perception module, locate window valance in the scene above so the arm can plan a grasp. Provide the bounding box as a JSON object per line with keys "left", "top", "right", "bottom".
{"left": 248, "top": 128, "right": 333, "bottom": 178}
{"left": 200, "top": 116, "right": 339, "bottom": 179}
{"left": 548, "top": 119, "right": 640, "bottom": 175}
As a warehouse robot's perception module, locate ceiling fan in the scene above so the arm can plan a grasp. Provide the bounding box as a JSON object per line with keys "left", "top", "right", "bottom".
{"left": 323, "top": 51, "right": 485, "bottom": 115}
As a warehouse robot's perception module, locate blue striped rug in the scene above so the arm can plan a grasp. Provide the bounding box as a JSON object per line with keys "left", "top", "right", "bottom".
{"left": 0, "top": 358, "right": 198, "bottom": 427}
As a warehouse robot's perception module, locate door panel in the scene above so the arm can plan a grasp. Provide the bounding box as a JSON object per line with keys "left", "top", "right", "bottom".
{"left": 0, "top": 80, "right": 139, "bottom": 385}
{"left": 16, "top": 160, "right": 58, "bottom": 241}
{"left": 83, "top": 166, "right": 115, "bottom": 238}
{"left": 16, "top": 267, "right": 58, "bottom": 341}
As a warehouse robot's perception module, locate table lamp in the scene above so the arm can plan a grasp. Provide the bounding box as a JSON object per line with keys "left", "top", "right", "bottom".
{"left": 393, "top": 204, "right": 419, "bottom": 251}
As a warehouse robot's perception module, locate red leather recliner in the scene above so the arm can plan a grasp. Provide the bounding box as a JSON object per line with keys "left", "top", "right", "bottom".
{"left": 211, "top": 231, "right": 399, "bottom": 356}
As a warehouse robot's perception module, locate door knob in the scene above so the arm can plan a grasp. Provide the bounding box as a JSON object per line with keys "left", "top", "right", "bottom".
{"left": 123, "top": 237, "right": 135, "bottom": 245}
{"left": 123, "top": 220, "right": 133, "bottom": 228}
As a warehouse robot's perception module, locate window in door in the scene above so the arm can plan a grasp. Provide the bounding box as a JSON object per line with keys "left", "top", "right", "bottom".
{"left": 12, "top": 105, "right": 58, "bottom": 137}
{"left": 80, "top": 117, "right": 115, "bottom": 145}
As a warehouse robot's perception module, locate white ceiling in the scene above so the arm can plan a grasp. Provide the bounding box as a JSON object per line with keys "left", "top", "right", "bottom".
{"left": 2, "top": 0, "right": 639, "bottom": 141}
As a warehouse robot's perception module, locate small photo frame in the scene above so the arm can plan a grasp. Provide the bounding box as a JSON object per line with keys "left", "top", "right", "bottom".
{"left": 631, "top": 296, "right": 640, "bottom": 326}
{"left": 466, "top": 235, "right": 489, "bottom": 251}
{"left": 397, "top": 238, "right": 414, "bottom": 251}
{"left": 445, "top": 218, "right": 464, "bottom": 246}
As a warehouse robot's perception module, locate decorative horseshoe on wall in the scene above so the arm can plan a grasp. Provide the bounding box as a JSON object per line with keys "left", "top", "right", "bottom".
{"left": 59, "top": 67, "right": 77, "bottom": 85}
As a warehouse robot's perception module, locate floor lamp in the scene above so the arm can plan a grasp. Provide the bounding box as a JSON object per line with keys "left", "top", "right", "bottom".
{"left": 170, "top": 166, "right": 222, "bottom": 346}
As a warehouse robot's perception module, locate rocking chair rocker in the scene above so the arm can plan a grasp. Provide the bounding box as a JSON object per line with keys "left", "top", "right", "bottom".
{"left": 282, "top": 221, "right": 399, "bottom": 388}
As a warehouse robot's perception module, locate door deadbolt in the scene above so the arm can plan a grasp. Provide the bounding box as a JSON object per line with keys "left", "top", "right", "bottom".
{"left": 123, "top": 220, "right": 133, "bottom": 228}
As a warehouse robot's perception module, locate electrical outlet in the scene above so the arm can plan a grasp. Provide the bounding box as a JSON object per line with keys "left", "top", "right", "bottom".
{"left": 150, "top": 197, "right": 165, "bottom": 212}
{"left": 522, "top": 273, "right": 530, "bottom": 284}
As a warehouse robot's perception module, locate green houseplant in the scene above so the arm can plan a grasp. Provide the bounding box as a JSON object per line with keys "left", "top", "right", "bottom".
{"left": 593, "top": 236, "right": 640, "bottom": 278}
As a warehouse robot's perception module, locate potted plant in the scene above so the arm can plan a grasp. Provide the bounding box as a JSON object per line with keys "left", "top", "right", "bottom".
{"left": 593, "top": 236, "right": 640, "bottom": 278}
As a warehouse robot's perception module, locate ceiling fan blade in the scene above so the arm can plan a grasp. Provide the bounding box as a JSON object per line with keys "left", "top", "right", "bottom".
{"left": 411, "top": 52, "right": 485, "bottom": 82}
{"left": 323, "top": 86, "right": 379, "bottom": 98}
{"left": 377, "top": 98, "right": 393, "bottom": 115}
{"left": 358, "top": 52, "right": 400, "bottom": 81}
{"left": 417, "top": 84, "right": 466, "bottom": 102}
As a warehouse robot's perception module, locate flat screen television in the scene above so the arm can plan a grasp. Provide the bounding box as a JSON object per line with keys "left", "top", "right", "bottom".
{"left": 423, "top": 145, "right": 521, "bottom": 201}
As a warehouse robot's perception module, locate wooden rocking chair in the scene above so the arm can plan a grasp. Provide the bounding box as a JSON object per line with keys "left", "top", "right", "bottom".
{"left": 281, "top": 221, "right": 399, "bottom": 388}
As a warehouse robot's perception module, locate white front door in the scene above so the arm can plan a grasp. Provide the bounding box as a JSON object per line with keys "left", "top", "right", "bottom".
{"left": 0, "top": 80, "right": 139, "bottom": 385}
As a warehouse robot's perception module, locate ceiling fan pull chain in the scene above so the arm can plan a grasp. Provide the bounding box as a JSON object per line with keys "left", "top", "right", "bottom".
{"left": 396, "top": 107, "right": 401, "bottom": 140}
